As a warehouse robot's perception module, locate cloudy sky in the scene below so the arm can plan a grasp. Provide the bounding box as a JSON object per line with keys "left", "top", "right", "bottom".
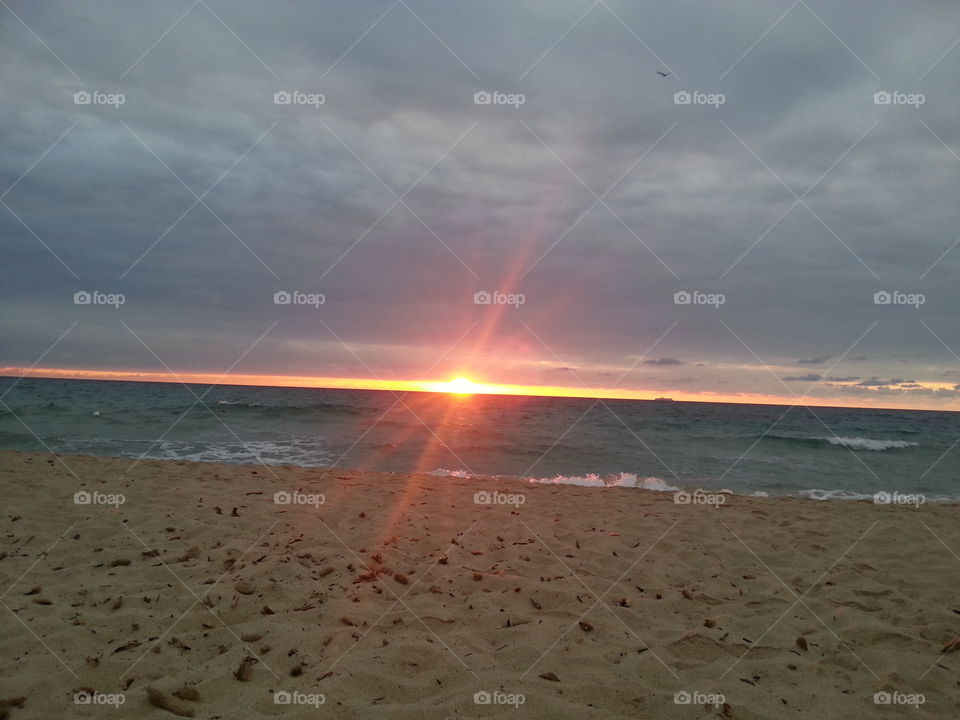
{"left": 2, "top": 0, "right": 959, "bottom": 409}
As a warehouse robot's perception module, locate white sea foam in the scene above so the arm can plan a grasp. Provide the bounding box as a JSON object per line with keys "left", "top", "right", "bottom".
{"left": 427, "top": 468, "right": 471, "bottom": 478}
{"left": 72, "top": 438, "right": 336, "bottom": 468}
{"left": 820, "top": 436, "right": 918, "bottom": 451}
{"left": 798, "top": 488, "right": 878, "bottom": 501}
{"left": 797, "top": 488, "right": 957, "bottom": 503}
{"left": 528, "top": 473, "right": 679, "bottom": 492}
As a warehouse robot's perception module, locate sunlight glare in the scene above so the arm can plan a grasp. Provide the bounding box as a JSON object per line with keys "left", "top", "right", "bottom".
{"left": 444, "top": 377, "right": 476, "bottom": 394}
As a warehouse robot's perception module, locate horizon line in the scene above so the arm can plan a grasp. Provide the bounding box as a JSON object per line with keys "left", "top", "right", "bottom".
{"left": 2, "top": 367, "right": 957, "bottom": 413}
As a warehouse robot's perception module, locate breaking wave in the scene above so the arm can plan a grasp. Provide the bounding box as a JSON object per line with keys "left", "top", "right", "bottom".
{"left": 528, "top": 473, "right": 680, "bottom": 492}
{"left": 763, "top": 435, "right": 919, "bottom": 451}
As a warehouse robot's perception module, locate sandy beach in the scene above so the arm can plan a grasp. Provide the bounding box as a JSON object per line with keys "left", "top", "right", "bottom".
{"left": 1, "top": 450, "right": 958, "bottom": 718}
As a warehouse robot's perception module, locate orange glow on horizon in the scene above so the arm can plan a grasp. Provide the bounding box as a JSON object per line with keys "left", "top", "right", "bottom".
{"left": 427, "top": 377, "right": 489, "bottom": 395}
{"left": 1, "top": 366, "right": 958, "bottom": 412}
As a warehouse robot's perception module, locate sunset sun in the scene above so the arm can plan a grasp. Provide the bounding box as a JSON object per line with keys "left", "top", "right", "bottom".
{"left": 444, "top": 377, "right": 477, "bottom": 394}
{"left": 423, "top": 376, "right": 490, "bottom": 395}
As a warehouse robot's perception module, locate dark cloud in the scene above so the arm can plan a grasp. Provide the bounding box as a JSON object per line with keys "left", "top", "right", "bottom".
{"left": 782, "top": 373, "right": 860, "bottom": 383}
{"left": 797, "top": 356, "right": 830, "bottom": 365}
{"left": 841, "top": 384, "right": 960, "bottom": 398}
{"left": 642, "top": 357, "right": 684, "bottom": 366}
{"left": 857, "top": 377, "right": 915, "bottom": 387}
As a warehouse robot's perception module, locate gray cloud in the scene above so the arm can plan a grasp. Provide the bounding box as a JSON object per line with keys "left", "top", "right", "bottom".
{"left": 642, "top": 357, "right": 684, "bottom": 366}
{"left": 857, "top": 377, "right": 915, "bottom": 387}
{"left": 1, "top": 1, "right": 959, "bottom": 408}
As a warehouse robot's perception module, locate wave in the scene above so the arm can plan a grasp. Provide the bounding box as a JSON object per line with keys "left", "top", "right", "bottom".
{"left": 529, "top": 473, "right": 680, "bottom": 492}
{"left": 426, "top": 468, "right": 958, "bottom": 503}
{"left": 145, "top": 439, "right": 334, "bottom": 467}
{"left": 797, "top": 488, "right": 951, "bottom": 502}
{"left": 820, "top": 436, "right": 919, "bottom": 451}
{"left": 525, "top": 477, "right": 957, "bottom": 502}
{"left": 206, "top": 401, "right": 372, "bottom": 418}
{"left": 48, "top": 437, "right": 335, "bottom": 468}
{"left": 797, "top": 488, "right": 958, "bottom": 503}
{"left": 797, "top": 488, "right": 876, "bottom": 501}
{"left": 427, "top": 469, "right": 680, "bottom": 493}
{"left": 761, "top": 434, "right": 919, "bottom": 451}
{"left": 427, "top": 468, "right": 471, "bottom": 478}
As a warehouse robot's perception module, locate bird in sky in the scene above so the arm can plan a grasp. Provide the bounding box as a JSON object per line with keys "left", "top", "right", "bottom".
{"left": 657, "top": 70, "right": 670, "bottom": 77}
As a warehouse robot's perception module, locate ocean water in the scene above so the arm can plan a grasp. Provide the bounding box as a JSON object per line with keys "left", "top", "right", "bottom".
{"left": 1, "top": 377, "right": 958, "bottom": 501}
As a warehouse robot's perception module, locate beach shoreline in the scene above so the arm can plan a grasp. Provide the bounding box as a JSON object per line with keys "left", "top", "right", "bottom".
{"left": 1, "top": 450, "right": 958, "bottom": 718}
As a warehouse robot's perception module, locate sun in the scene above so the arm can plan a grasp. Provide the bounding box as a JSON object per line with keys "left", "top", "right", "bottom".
{"left": 444, "top": 377, "right": 477, "bottom": 394}
{"left": 423, "top": 376, "right": 497, "bottom": 395}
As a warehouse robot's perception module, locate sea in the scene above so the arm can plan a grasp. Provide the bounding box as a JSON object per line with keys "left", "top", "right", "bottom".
{"left": 1, "top": 377, "right": 958, "bottom": 501}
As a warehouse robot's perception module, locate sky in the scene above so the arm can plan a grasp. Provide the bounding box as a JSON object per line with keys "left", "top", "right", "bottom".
{"left": 2, "top": 0, "right": 959, "bottom": 409}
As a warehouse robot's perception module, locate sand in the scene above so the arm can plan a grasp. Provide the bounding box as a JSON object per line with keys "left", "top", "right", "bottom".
{"left": 1, "top": 450, "right": 959, "bottom": 718}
